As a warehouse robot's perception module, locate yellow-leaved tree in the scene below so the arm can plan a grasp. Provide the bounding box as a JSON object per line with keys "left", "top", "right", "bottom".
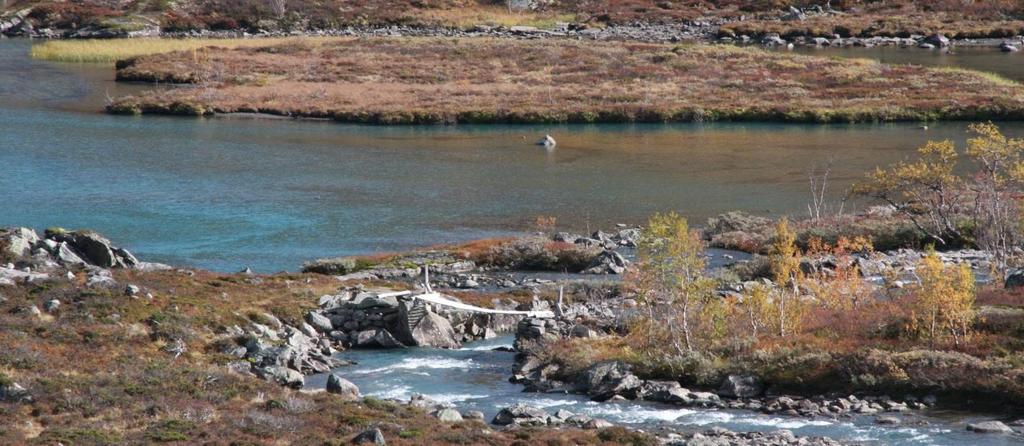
{"left": 910, "top": 251, "right": 976, "bottom": 347}
{"left": 633, "top": 212, "right": 718, "bottom": 354}
{"left": 965, "top": 122, "right": 1024, "bottom": 280}
{"left": 769, "top": 218, "right": 804, "bottom": 338}
{"left": 854, "top": 140, "right": 964, "bottom": 246}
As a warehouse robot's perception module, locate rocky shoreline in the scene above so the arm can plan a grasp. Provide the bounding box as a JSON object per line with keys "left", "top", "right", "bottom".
{"left": 4, "top": 224, "right": 1024, "bottom": 445}
{"left": 5, "top": 4, "right": 1023, "bottom": 54}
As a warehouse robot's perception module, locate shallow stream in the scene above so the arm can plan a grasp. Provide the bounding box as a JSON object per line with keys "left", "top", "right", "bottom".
{"left": 306, "top": 337, "right": 1021, "bottom": 445}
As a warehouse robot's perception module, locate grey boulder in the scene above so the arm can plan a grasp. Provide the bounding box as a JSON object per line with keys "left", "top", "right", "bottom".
{"left": 326, "top": 374, "right": 361, "bottom": 400}
{"left": 352, "top": 427, "right": 386, "bottom": 445}
{"left": 492, "top": 404, "right": 549, "bottom": 426}
{"left": 717, "top": 374, "right": 764, "bottom": 398}
{"left": 577, "top": 360, "right": 642, "bottom": 401}
{"left": 434, "top": 408, "right": 464, "bottom": 423}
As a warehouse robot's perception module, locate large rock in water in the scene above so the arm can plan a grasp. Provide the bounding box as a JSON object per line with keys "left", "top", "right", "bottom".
{"left": 326, "top": 374, "right": 361, "bottom": 401}
{"left": 395, "top": 302, "right": 461, "bottom": 349}
{"left": 924, "top": 33, "right": 950, "bottom": 47}
{"left": 967, "top": 421, "right": 1013, "bottom": 434}
{"left": 632, "top": 380, "right": 689, "bottom": 403}
{"left": 717, "top": 374, "right": 764, "bottom": 398}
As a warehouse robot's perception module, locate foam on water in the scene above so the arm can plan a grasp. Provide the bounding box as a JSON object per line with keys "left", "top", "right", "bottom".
{"left": 368, "top": 384, "right": 413, "bottom": 400}
{"left": 462, "top": 344, "right": 513, "bottom": 351}
{"left": 351, "top": 357, "right": 476, "bottom": 375}
{"left": 578, "top": 403, "right": 699, "bottom": 423}
{"left": 425, "top": 393, "right": 492, "bottom": 404}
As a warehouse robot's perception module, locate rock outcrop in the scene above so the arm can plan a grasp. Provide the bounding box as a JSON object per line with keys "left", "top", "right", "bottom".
{"left": 303, "top": 286, "right": 524, "bottom": 349}
{"left": 2, "top": 227, "right": 153, "bottom": 271}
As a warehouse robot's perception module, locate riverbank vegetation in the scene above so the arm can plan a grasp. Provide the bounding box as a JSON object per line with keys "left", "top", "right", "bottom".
{"left": 523, "top": 125, "right": 1024, "bottom": 409}
{"left": 106, "top": 37, "right": 1024, "bottom": 124}
{"left": 0, "top": 267, "right": 653, "bottom": 444}
{"left": 528, "top": 211, "right": 1024, "bottom": 408}
{"left": 29, "top": 36, "right": 314, "bottom": 63}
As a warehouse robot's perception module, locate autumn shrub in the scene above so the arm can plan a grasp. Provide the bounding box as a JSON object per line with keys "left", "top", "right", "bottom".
{"left": 474, "top": 237, "right": 601, "bottom": 272}
{"left": 904, "top": 251, "right": 976, "bottom": 347}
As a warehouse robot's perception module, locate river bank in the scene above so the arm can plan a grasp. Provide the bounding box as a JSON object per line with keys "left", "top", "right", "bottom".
{"left": 3, "top": 222, "right": 1024, "bottom": 444}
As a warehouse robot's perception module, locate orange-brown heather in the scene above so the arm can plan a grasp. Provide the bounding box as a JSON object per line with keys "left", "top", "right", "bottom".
{"left": 108, "top": 37, "right": 1024, "bottom": 124}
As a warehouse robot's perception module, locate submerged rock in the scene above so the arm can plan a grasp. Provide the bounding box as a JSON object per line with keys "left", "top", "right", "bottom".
{"left": 967, "top": 421, "right": 1013, "bottom": 434}
{"left": 536, "top": 134, "right": 556, "bottom": 148}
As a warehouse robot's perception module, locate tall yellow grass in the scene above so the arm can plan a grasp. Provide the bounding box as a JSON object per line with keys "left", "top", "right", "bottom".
{"left": 30, "top": 37, "right": 332, "bottom": 64}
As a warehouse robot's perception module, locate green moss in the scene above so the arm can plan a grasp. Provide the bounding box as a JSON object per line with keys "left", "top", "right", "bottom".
{"left": 398, "top": 429, "right": 423, "bottom": 438}
{"left": 145, "top": 419, "right": 195, "bottom": 442}
{"left": 39, "top": 428, "right": 124, "bottom": 445}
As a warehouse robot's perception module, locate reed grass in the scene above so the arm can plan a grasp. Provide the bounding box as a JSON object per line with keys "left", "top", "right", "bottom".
{"left": 29, "top": 37, "right": 332, "bottom": 64}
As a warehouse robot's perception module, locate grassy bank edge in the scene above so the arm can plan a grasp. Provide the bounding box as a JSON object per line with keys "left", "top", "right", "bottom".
{"left": 104, "top": 101, "right": 1024, "bottom": 125}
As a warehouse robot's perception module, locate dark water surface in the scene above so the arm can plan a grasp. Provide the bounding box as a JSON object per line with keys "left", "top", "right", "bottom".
{"left": 4, "top": 40, "right": 1024, "bottom": 272}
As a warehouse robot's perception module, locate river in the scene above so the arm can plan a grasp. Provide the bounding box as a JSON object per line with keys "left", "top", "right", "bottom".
{"left": 5, "top": 39, "right": 1024, "bottom": 272}
{"left": 4, "top": 38, "right": 1024, "bottom": 444}
{"left": 305, "top": 336, "right": 1019, "bottom": 446}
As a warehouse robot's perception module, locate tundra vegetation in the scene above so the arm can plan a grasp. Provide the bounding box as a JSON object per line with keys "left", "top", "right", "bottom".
{"left": 29, "top": 36, "right": 315, "bottom": 63}
{"left": 0, "top": 268, "right": 655, "bottom": 445}
{"left": 7, "top": 0, "right": 1024, "bottom": 38}
{"left": 104, "top": 37, "right": 1024, "bottom": 123}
